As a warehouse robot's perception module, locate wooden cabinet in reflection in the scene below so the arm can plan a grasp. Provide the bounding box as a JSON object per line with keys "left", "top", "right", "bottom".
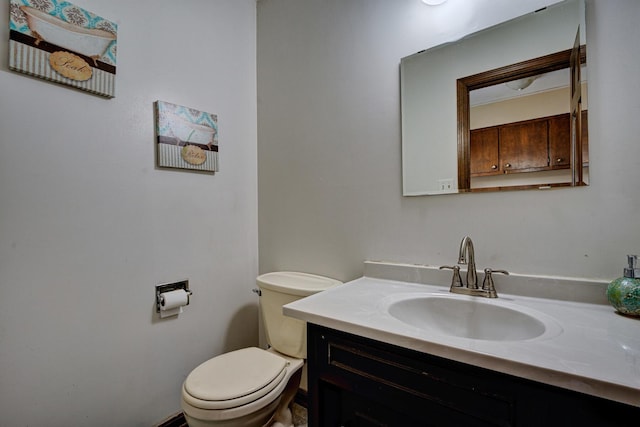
{"left": 470, "top": 111, "right": 587, "bottom": 177}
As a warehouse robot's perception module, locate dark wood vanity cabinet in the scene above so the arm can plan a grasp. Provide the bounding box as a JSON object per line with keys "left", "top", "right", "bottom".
{"left": 307, "top": 324, "right": 639, "bottom": 427}
{"left": 470, "top": 112, "right": 583, "bottom": 177}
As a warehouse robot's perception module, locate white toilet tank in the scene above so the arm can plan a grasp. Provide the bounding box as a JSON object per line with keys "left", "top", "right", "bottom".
{"left": 257, "top": 272, "right": 341, "bottom": 359}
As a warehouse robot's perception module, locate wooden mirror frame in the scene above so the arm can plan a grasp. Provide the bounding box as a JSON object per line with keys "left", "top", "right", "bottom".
{"left": 456, "top": 48, "right": 586, "bottom": 192}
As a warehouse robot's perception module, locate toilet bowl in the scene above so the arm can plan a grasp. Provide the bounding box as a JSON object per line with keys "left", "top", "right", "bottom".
{"left": 181, "top": 347, "right": 303, "bottom": 427}
{"left": 181, "top": 272, "right": 341, "bottom": 427}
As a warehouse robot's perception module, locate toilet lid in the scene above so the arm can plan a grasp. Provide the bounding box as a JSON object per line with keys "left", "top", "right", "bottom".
{"left": 257, "top": 271, "right": 342, "bottom": 296}
{"left": 184, "top": 347, "right": 287, "bottom": 406}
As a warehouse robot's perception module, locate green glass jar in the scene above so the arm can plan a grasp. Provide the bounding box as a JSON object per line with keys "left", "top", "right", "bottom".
{"left": 606, "top": 255, "right": 640, "bottom": 317}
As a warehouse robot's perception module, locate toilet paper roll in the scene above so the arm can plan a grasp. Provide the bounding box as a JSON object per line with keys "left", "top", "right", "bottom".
{"left": 159, "top": 289, "right": 189, "bottom": 318}
{"left": 161, "top": 289, "right": 189, "bottom": 310}
{"left": 160, "top": 306, "right": 183, "bottom": 318}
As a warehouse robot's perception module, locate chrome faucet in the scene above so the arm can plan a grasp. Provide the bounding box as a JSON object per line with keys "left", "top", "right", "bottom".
{"left": 458, "top": 236, "right": 477, "bottom": 289}
{"left": 440, "top": 236, "right": 508, "bottom": 298}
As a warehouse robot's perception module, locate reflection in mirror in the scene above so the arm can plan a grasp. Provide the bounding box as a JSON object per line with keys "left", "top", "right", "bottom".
{"left": 401, "top": 0, "right": 586, "bottom": 196}
{"left": 458, "top": 47, "right": 588, "bottom": 192}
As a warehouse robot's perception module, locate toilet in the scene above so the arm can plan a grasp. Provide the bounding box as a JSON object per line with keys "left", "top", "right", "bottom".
{"left": 181, "top": 272, "right": 342, "bottom": 427}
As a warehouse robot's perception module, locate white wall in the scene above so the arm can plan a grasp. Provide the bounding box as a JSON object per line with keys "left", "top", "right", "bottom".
{"left": 257, "top": 0, "right": 640, "bottom": 282}
{"left": 0, "top": 1, "right": 257, "bottom": 426}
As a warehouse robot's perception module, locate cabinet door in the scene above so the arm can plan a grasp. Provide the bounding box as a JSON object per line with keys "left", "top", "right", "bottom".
{"left": 548, "top": 113, "right": 571, "bottom": 169}
{"left": 470, "top": 127, "right": 500, "bottom": 176}
{"left": 499, "top": 120, "right": 549, "bottom": 172}
{"left": 323, "top": 386, "right": 429, "bottom": 427}
{"left": 308, "top": 324, "right": 516, "bottom": 427}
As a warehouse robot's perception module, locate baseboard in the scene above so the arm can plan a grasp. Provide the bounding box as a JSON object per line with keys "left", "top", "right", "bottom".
{"left": 155, "top": 412, "right": 187, "bottom": 427}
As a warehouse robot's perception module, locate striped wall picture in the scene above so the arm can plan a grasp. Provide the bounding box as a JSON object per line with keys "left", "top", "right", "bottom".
{"left": 9, "top": 40, "right": 116, "bottom": 97}
{"left": 9, "top": 0, "right": 117, "bottom": 98}
{"left": 156, "top": 101, "right": 219, "bottom": 174}
{"left": 158, "top": 144, "right": 219, "bottom": 173}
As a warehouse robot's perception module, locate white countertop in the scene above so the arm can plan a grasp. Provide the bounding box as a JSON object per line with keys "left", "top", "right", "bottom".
{"left": 284, "top": 275, "right": 640, "bottom": 407}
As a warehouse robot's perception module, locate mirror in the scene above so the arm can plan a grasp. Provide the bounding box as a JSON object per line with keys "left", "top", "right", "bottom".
{"left": 401, "top": 0, "right": 586, "bottom": 196}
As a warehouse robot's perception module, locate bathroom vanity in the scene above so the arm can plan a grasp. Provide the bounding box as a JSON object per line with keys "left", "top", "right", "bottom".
{"left": 284, "top": 262, "right": 640, "bottom": 426}
{"left": 307, "top": 324, "right": 637, "bottom": 426}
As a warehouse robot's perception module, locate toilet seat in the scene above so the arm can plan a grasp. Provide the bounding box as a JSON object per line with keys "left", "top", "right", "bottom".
{"left": 182, "top": 347, "right": 287, "bottom": 411}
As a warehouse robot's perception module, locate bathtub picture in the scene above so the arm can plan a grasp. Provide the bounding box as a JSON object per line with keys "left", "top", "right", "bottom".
{"left": 9, "top": 0, "right": 117, "bottom": 98}
{"left": 156, "top": 101, "right": 219, "bottom": 173}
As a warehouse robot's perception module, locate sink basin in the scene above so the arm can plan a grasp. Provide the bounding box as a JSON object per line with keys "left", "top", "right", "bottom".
{"left": 387, "top": 294, "right": 561, "bottom": 341}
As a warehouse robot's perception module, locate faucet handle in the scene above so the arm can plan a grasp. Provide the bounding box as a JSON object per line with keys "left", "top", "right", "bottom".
{"left": 440, "top": 265, "right": 463, "bottom": 289}
{"left": 481, "top": 268, "right": 509, "bottom": 298}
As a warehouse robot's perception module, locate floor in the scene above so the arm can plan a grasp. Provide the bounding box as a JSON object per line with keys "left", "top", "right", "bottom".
{"left": 291, "top": 402, "right": 308, "bottom": 427}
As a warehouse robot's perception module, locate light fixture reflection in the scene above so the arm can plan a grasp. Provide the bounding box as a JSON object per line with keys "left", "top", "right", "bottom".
{"left": 422, "top": 0, "right": 448, "bottom": 5}
{"left": 505, "top": 77, "right": 537, "bottom": 91}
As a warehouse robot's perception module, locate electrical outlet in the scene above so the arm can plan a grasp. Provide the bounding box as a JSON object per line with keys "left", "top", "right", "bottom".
{"left": 437, "top": 178, "right": 454, "bottom": 192}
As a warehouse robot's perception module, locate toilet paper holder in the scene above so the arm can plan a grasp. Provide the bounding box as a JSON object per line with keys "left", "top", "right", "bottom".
{"left": 155, "top": 279, "right": 192, "bottom": 313}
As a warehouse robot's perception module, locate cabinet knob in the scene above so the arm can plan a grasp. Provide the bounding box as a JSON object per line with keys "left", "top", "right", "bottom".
{"left": 556, "top": 158, "right": 563, "bottom": 163}
{"left": 505, "top": 163, "right": 512, "bottom": 168}
{"left": 491, "top": 164, "right": 497, "bottom": 170}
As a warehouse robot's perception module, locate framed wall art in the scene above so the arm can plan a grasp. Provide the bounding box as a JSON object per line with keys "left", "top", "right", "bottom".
{"left": 155, "top": 101, "right": 219, "bottom": 173}
{"left": 9, "top": 0, "right": 118, "bottom": 98}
